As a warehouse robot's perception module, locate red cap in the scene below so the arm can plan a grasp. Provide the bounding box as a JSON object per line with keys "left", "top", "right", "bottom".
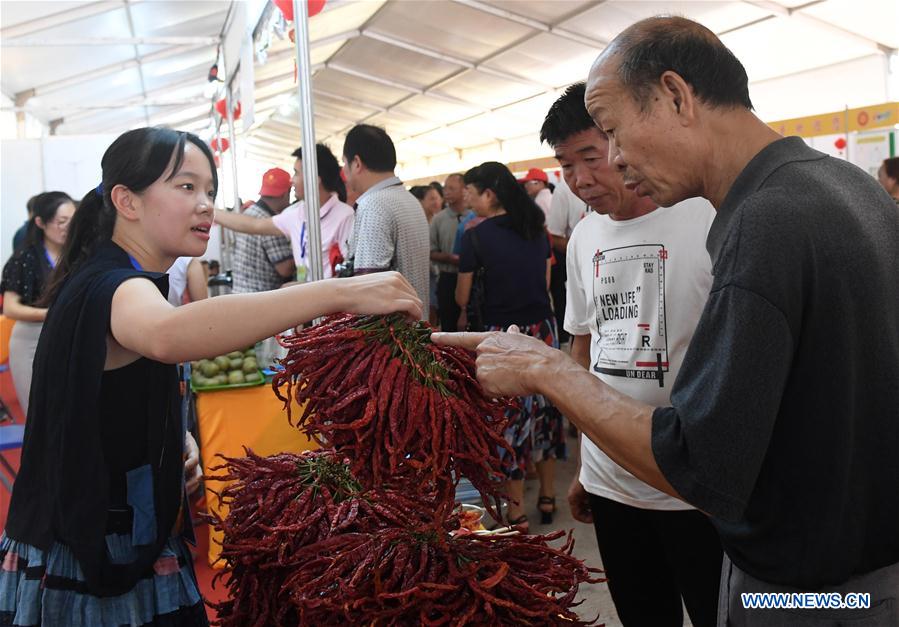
{"left": 259, "top": 168, "right": 292, "bottom": 196}
{"left": 518, "top": 167, "right": 548, "bottom": 184}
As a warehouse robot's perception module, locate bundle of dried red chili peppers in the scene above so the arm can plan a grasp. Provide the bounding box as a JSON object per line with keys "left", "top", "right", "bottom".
{"left": 272, "top": 313, "right": 515, "bottom": 517}
{"left": 209, "top": 450, "right": 603, "bottom": 626}
{"left": 209, "top": 314, "right": 604, "bottom": 626}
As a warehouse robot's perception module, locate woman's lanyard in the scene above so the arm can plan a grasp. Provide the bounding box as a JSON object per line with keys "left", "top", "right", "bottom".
{"left": 128, "top": 254, "right": 143, "bottom": 271}
{"left": 300, "top": 196, "right": 337, "bottom": 261}
{"left": 44, "top": 246, "right": 56, "bottom": 269}
{"left": 300, "top": 222, "right": 307, "bottom": 260}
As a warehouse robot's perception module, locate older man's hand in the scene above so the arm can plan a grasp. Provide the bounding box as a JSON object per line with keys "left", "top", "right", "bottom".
{"left": 431, "top": 325, "right": 561, "bottom": 397}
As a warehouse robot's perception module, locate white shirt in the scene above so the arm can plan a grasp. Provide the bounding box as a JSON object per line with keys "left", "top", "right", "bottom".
{"left": 166, "top": 257, "right": 192, "bottom": 306}
{"left": 534, "top": 187, "right": 553, "bottom": 216}
{"left": 564, "top": 198, "right": 715, "bottom": 510}
{"left": 271, "top": 194, "right": 355, "bottom": 279}
{"left": 547, "top": 177, "right": 589, "bottom": 239}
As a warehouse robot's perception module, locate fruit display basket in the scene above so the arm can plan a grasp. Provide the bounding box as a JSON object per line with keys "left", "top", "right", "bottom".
{"left": 190, "top": 347, "right": 266, "bottom": 392}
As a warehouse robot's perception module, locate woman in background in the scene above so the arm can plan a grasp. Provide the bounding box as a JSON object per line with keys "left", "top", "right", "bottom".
{"left": 455, "top": 161, "right": 565, "bottom": 532}
{"left": 411, "top": 184, "right": 443, "bottom": 325}
{"left": 1, "top": 191, "right": 75, "bottom": 414}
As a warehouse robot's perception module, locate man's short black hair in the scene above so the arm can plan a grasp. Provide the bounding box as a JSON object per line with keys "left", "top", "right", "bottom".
{"left": 540, "top": 82, "right": 597, "bottom": 147}
{"left": 883, "top": 157, "right": 899, "bottom": 180}
{"left": 342, "top": 124, "right": 397, "bottom": 173}
{"left": 608, "top": 16, "right": 753, "bottom": 111}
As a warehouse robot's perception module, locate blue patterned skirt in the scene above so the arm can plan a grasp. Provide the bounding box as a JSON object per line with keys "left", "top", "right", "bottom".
{"left": 486, "top": 317, "right": 567, "bottom": 479}
{"left": 0, "top": 533, "right": 207, "bottom": 626}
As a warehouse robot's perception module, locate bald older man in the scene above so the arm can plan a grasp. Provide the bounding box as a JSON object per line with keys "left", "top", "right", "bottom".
{"left": 436, "top": 16, "right": 899, "bottom": 627}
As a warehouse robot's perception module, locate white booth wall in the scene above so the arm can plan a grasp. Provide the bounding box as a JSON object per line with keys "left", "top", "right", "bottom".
{"left": 1, "top": 135, "right": 114, "bottom": 266}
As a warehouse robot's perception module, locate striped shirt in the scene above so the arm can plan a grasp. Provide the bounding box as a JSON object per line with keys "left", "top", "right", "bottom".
{"left": 349, "top": 176, "right": 430, "bottom": 315}
{"left": 231, "top": 200, "right": 293, "bottom": 293}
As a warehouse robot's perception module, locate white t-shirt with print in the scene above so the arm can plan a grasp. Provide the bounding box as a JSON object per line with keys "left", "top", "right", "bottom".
{"left": 564, "top": 197, "right": 715, "bottom": 510}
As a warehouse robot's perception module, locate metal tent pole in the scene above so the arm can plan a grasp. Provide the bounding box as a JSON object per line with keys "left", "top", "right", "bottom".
{"left": 292, "top": 0, "right": 323, "bottom": 284}
{"left": 212, "top": 115, "right": 233, "bottom": 274}
{"left": 220, "top": 51, "right": 241, "bottom": 216}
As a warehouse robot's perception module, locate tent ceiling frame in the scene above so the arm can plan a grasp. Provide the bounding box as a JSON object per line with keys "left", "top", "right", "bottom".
{"left": 245, "top": 136, "right": 296, "bottom": 154}
{"left": 8, "top": 0, "right": 892, "bottom": 163}
{"left": 319, "top": 0, "right": 608, "bottom": 146}
{"left": 741, "top": 0, "right": 895, "bottom": 54}
{"left": 449, "top": 0, "right": 609, "bottom": 48}
{"left": 60, "top": 58, "right": 218, "bottom": 125}
{"left": 359, "top": 29, "right": 554, "bottom": 90}
{"left": 3, "top": 98, "right": 208, "bottom": 113}
{"left": 249, "top": 128, "right": 300, "bottom": 147}
{"left": 0, "top": 0, "right": 128, "bottom": 39}
{"left": 123, "top": 0, "right": 150, "bottom": 126}
{"left": 325, "top": 62, "right": 490, "bottom": 111}
{"left": 2, "top": 36, "right": 221, "bottom": 47}
{"left": 28, "top": 43, "right": 211, "bottom": 97}
{"left": 262, "top": 28, "right": 362, "bottom": 66}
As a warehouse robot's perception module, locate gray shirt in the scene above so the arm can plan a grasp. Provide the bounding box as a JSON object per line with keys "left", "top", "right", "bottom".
{"left": 429, "top": 207, "right": 465, "bottom": 274}
{"left": 652, "top": 137, "right": 899, "bottom": 588}
{"left": 350, "top": 176, "right": 430, "bottom": 315}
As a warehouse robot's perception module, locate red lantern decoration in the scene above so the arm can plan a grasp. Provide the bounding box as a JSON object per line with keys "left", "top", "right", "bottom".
{"left": 275, "top": 0, "right": 326, "bottom": 22}
{"left": 214, "top": 98, "right": 242, "bottom": 121}
{"left": 834, "top": 137, "right": 847, "bottom": 150}
{"left": 274, "top": 0, "right": 294, "bottom": 21}
{"left": 210, "top": 137, "right": 230, "bottom": 153}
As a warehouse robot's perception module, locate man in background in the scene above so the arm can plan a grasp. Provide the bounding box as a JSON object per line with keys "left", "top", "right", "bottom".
{"left": 429, "top": 173, "right": 469, "bottom": 330}
{"left": 342, "top": 124, "right": 430, "bottom": 316}
{"left": 230, "top": 168, "right": 295, "bottom": 293}
{"left": 546, "top": 177, "right": 588, "bottom": 345}
{"left": 541, "top": 81, "right": 721, "bottom": 627}
{"left": 519, "top": 167, "right": 553, "bottom": 215}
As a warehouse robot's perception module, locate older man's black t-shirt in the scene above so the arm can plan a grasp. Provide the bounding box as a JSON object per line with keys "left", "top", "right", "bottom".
{"left": 652, "top": 137, "right": 899, "bottom": 588}
{"left": 459, "top": 214, "right": 553, "bottom": 328}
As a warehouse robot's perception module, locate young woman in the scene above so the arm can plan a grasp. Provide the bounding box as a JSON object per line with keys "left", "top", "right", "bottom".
{"left": 1, "top": 191, "right": 75, "bottom": 414}
{"left": 214, "top": 143, "right": 354, "bottom": 281}
{"left": 455, "top": 162, "right": 565, "bottom": 532}
{"left": 0, "top": 127, "right": 421, "bottom": 626}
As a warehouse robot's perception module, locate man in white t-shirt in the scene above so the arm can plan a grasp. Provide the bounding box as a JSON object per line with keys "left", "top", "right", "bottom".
{"left": 540, "top": 82, "right": 722, "bottom": 627}
{"left": 213, "top": 144, "right": 354, "bottom": 280}
{"left": 546, "top": 176, "right": 589, "bottom": 344}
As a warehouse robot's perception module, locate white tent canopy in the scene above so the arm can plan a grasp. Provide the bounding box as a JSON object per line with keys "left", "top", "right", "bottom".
{"left": 3, "top": 0, "right": 898, "bottom": 184}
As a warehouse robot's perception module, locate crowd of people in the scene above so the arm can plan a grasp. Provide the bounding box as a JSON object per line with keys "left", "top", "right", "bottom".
{"left": 1, "top": 13, "right": 898, "bottom": 627}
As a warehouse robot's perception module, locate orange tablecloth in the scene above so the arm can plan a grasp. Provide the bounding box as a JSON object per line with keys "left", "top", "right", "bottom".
{"left": 195, "top": 383, "right": 316, "bottom": 566}
{"left": 0, "top": 316, "right": 15, "bottom": 364}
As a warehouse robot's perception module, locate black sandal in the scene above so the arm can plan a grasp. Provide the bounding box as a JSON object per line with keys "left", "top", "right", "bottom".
{"left": 538, "top": 496, "right": 556, "bottom": 525}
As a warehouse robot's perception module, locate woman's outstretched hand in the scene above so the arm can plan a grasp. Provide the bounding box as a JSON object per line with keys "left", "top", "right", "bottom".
{"left": 337, "top": 271, "right": 423, "bottom": 321}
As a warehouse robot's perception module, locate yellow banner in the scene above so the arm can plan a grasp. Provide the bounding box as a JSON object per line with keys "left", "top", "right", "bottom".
{"left": 769, "top": 103, "right": 899, "bottom": 138}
